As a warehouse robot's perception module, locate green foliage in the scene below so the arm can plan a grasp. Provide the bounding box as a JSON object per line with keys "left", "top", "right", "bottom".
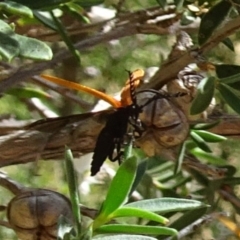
{"left": 60, "top": 149, "right": 207, "bottom": 240}
{"left": 0, "top": 19, "right": 52, "bottom": 61}
{"left": 190, "top": 76, "right": 215, "bottom": 115}
{"left": 198, "top": 0, "right": 232, "bottom": 45}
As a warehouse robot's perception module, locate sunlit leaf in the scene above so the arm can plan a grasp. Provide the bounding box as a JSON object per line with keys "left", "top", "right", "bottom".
{"left": 218, "top": 83, "right": 240, "bottom": 114}
{"left": 13, "top": 34, "right": 52, "bottom": 60}
{"left": 125, "top": 198, "right": 207, "bottom": 214}
{"left": 190, "top": 131, "right": 212, "bottom": 152}
{"left": 93, "top": 156, "right": 137, "bottom": 229}
{"left": 93, "top": 234, "right": 157, "bottom": 240}
{"left": 191, "top": 120, "right": 220, "bottom": 130}
{"left": 0, "top": 1, "right": 32, "bottom": 17}
{"left": 0, "top": 19, "right": 52, "bottom": 61}
{"left": 190, "top": 76, "right": 215, "bottom": 115}
{"left": 112, "top": 207, "right": 169, "bottom": 224}
{"left": 190, "top": 147, "right": 227, "bottom": 165}
{"left": 96, "top": 224, "right": 178, "bottom": 236}
{"left": 174, "top": 142, "right": 186, "bottom": 174}
{"left": 192, "top": 130, "right": 227, "bottom": 142}
{"left": 198, "top": 0, "right": 232, "bottom": 45}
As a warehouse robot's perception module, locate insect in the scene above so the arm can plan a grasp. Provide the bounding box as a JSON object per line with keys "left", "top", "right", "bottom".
{"left": 42, "top": 70, "right": 144, "bottom": 175}
{"left": 41, "top": 70, "right": 186, "bottom": 175}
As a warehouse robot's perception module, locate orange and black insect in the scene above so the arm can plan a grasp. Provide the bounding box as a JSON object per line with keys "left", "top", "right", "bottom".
{"left": 41, "top": 70, "right": 144, "bottom": 175}
{"left": 41, "top": 70, "right": 186, "bottom": 175}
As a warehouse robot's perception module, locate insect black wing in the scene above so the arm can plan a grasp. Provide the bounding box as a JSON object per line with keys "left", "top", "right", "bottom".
{"left": 91, "top": 108, "right": 131, "bottom": 175}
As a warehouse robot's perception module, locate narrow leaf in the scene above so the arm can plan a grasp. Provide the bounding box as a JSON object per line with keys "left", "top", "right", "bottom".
{"left": 218, "top": 83, "right": 240, "bottom": 114}
{"left": 93, "top": 234, "right": 157, "bottom": 240}
{"left": 193, "top": 130, "right": 227, "bottom": 142}
{"left": 218, "top": 72, "right": 240, "bottom": 85}
{"left": 174, "top": 141, "right": 186, "bottom": 174}
{"left": 222, "top": 37, "right": 235, "bottom": 52}
{"left": 96, "top": 224, "right": 178, "bottom": 236}
{"left": 93, "top": 156, "right": 137, "bottom": 229}
{"left": 130, "top": 159, "right": 148, "bottom": 195}
{"left": 112, "top": 207, "right": 169, "bottom": 224}
{"left": 125, "top": 198, "right": 207, "bottom": 214}
{"left": 215, "top": 64, "right": 240, "bottom": 78}
{"left": 190, "top": 131, "right": 212, "bottom": 152}
{"left": 190, "top": 76, "right": 215, "bottom": 115}
{"left": 64, "top": 147, "right": 81, "bottom": 236}
{"left": 169, "top": 207, "right": 208, "bottom": 230}
{"left": 190, "top": 147, "right": 227, "bottom": 165}
{"left": 198, "top": 0, "right": 232, "bottom": 45}
{"left": 191, "top": 120, "right": 220, "bottom": 130}
{"left": 33, "top": 11, "right": 58, "bottom": 31}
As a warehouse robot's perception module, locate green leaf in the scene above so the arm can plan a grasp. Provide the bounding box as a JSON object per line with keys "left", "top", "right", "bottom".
{"left": 0, "top": 1, "right": 33, "bottom": 17}
{"left": 96, "top": 224, "right": 178, "bottom": 236}
{"left": 222, "top": 37, "right": 235, "bottom": 52}
{"left": 215, "top": 64, "right": 240, "bottom": 78}
{"left": 6, "top": 87, "right": 51, "bottom": 99}
{"left": 169, "top": 207, "right": 208, "bottom": 230}
{"left": 218, "top": 72, "right": 240, "bottom": 85}
{"left": 218, "top": 83, "right": 240, "bottom": 114}
{"left": 0, "top": 32, "right": 19, "bottom": 62}
{"left": 50, "top": 10, "right": 80, "bottom": 63}
{"left": 192, "top": 130, "right": 227, "bottom": 142}
{"left": 112, "top": 207, "right": 169, "bottom": 224}
{"left": 130, "top": 159, "right": 148, "bottom": 195}
{"left": 0, "top": 19, "right": 52, "bottom": 61}
{"left": 174, "top": 142, "right": 186, "bottom": 174}
{"left": 190, "top": 131, "right": 212, "bottom": 152}
{"left": 190, "top": 147, "right": 227, "bottom": 165}
{"left": 190, "top": 76, "right": 215, "bottom": 115}
{"left": 93, "top": 234, "right": 157, "bottom": 240}
{"left": 198, "top": 0, "right": 232, "bottom": 45}
{"left": 64, "top": 147, "right": 81, "bottom": 236}
{"left": 93, "top": 156, "right": 137, "bottom": 229}
{"left": 12, "top": 33, "right": 52, "bottom": 60}
{"left": 125, "top": 198, "right": 207, "bottom": 214}
{"left": 33, "top": 11, "right": 58, "bottom": 31}
{"left": 191, "top": 120, "right": 220, "bottom": 130}
{"left": 62, "top": 3, "right": 90, "bottom": 24}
